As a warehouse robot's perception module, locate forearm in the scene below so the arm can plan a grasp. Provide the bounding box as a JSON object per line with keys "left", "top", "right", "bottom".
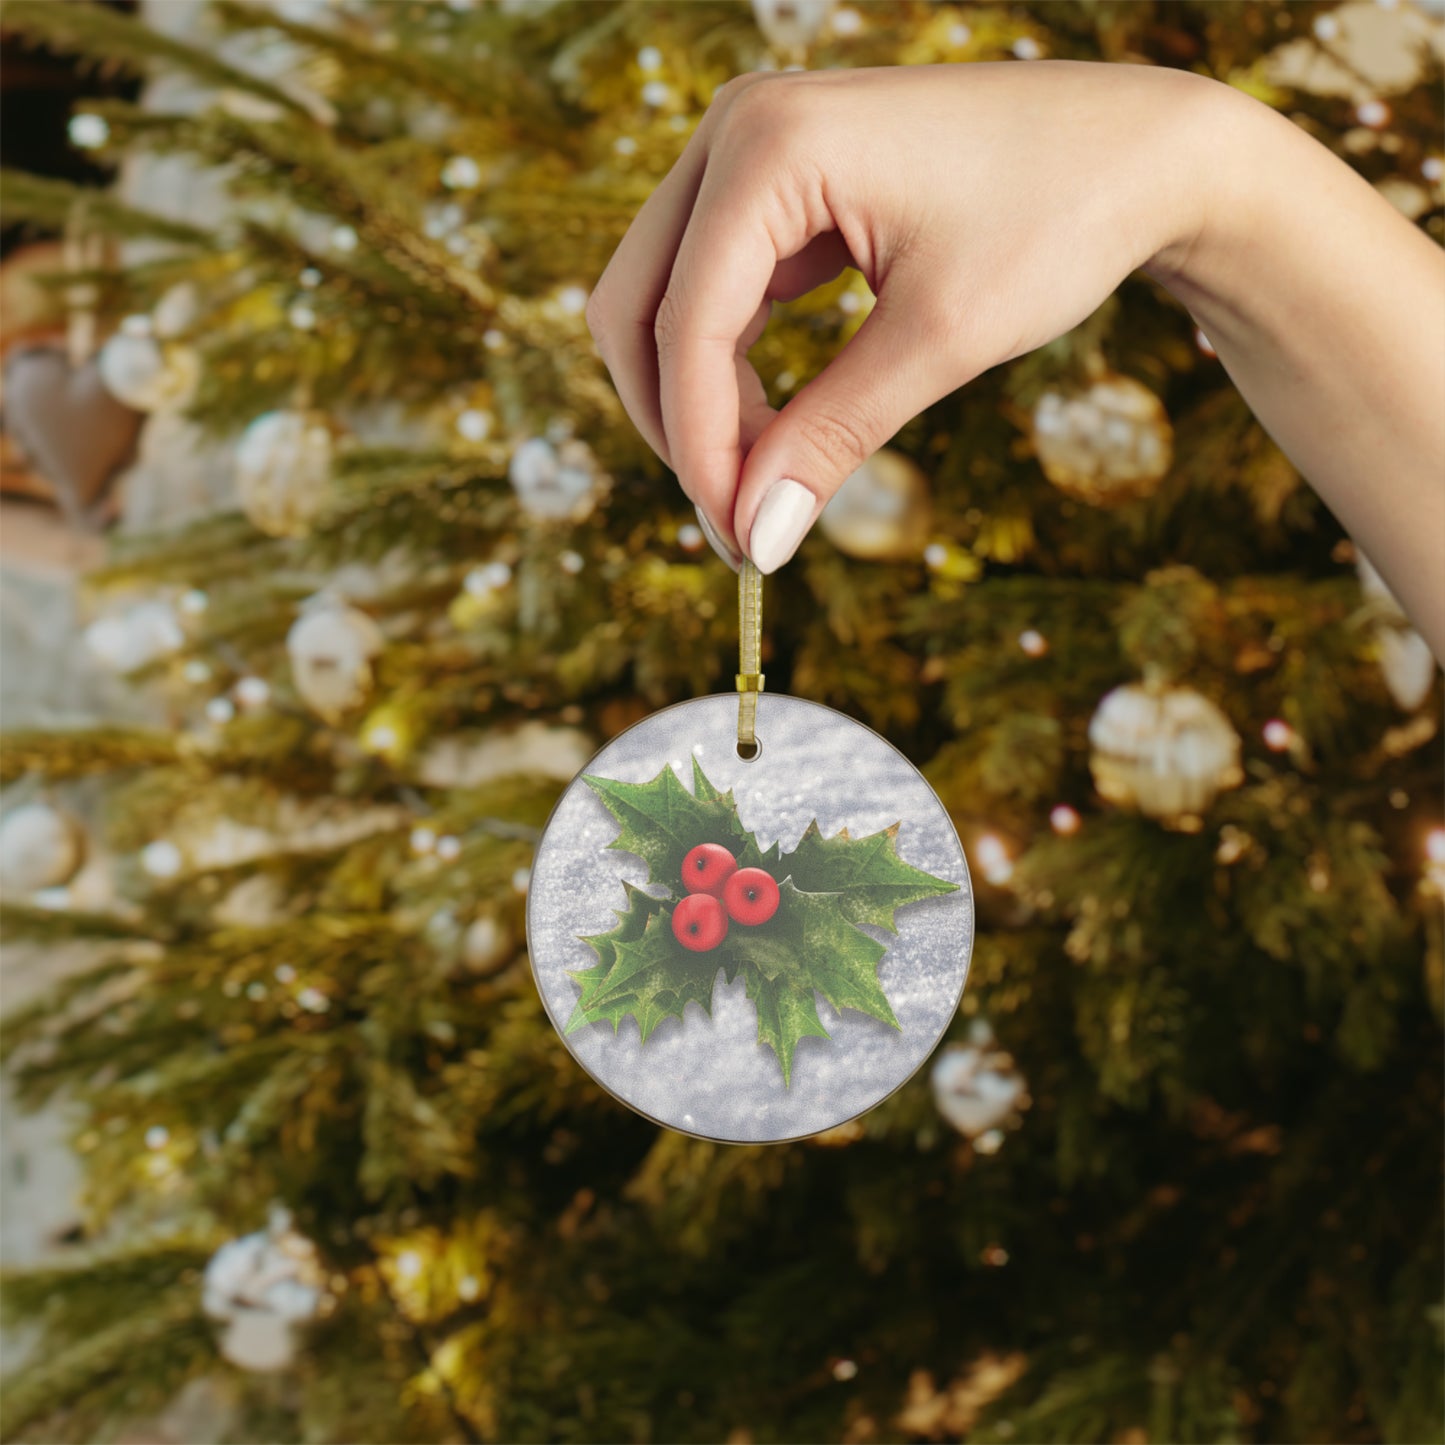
{"left": 1143, "top": 79, "right": 1445, "bottom": 660}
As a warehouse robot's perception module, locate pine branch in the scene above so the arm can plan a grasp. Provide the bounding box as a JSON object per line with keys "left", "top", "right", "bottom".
{"left": 0, "top": 728, "right": 179, "bottom": 785}
{"left": 212, "top": 0, "right": 573, "bottom": 147}
{"left": 1, "top": 0, "right": 307, "bottom": 115}
{"left": 0, "top": 169, "right": 213, "bottom": 248}
{"left": 0, "top": 1266, "right": 213, "bottom": 1441}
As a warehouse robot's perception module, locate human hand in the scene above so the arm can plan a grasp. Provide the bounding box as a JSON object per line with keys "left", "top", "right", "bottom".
{"left": 584, "top": 60, "right": 1222, "bottom": 573}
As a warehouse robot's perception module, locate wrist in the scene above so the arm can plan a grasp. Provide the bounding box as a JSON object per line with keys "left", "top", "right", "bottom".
{"left": 1139, "top": 74, "right": 1271, "bottom": 300}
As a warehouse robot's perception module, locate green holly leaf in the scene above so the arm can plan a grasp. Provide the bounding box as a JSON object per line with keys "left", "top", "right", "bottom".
{"left": 741, "top": 965, "right": 831, "bottom": 1089}
{"left": 736, "top": 832, "right": 783, "bottom": 871}
{"left": 565, "top": 899, "right": 720, "bottom": 1042}
{"left": 727, "top": 879, "right": 901, "bottom": 1085}
{"left": 781, "top": 819, "right": 959, "bottom": 933}
{"left": 584, "top": 761, "right": 747, "bottom": 895}
{"left": 572, "top": 881, "right": 664, "bottom": 986}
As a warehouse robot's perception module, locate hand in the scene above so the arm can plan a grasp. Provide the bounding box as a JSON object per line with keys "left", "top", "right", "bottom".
{"left": 585, "top": 60, "right": 1219, "bottom": 573}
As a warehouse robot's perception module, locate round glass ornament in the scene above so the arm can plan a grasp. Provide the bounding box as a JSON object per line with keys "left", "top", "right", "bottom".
{"left": 527, "top": 691, "right": 974, "bottom": 1144}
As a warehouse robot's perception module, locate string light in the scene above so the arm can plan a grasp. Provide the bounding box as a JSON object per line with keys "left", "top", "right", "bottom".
{"left": 1425, "top": 828, "right": 1445, "bottom": 892}
{"left": 206, "top": 697, "right": 236, "bottom": 724}
{"left": 1018, "top": 629, "right": 1049, "bottom": 658}
{"left": 179, "top": 589, "right": 209, "bottom": 615}
{"left": 1049, "top": 805, "right": 1081, "bottom": 836}
{"left": 69, "top": 113, "right": 110, "bottom": 149}
{"left": 555, "top": 285, "right": 589, "bottom": 316}
{"left": 436, "top": 835, "right": 462, "bottom": 862}
{"left": 441, "top": 155, "right": 482, "bottom": 190}
{"left": 465, "top": 561, "right": 512, "bottom": 596}
{"left": 145, "top": 1125, "right": 170, "bottom": 1150}
{"left": 395, "top": 1250, "right": 423, "bottom": 1281}
{"left": 410, "top": 827, "right": 437, "bottom": 855}
{"left": 975, "top": 834, "right": 1013, "bottom": 886}
{"left": 1355, "top": 99, "right": 1390, "bottom": 129}
{"left": 234, "top": 676, "right": 270, "bottom": 709}
{"left": 298, "top": 987, "right": 330, "bottom": 1014}
{"left": 363, "top": 722, "right": 400, "bottom": 754}
{"left": 678, "top": 524, "right": 704, "bottom": 552}
{"left": 1262, "top": 719, "right": 1294, "bottom": 751}
{"left": 456, "top": 408, "right": 492, "bottom": 442}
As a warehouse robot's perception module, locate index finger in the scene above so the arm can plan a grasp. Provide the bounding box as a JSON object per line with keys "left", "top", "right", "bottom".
{"left": 656, "top": 144, "right": 811, "bottom": 552}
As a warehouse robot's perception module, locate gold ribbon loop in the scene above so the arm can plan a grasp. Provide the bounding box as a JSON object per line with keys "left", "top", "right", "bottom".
{"left": 737, "top": 559, "right": 765, "bottom": 752}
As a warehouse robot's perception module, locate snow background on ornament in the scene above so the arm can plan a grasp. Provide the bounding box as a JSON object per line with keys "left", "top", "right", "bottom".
{"left": 529, "top": 694, "right": 974, "bottom": 1144}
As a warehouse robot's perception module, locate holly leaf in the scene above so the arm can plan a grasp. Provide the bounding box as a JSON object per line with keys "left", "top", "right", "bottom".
{"left": 566, "top": 902, "right": 720, "bottom": 1043}
{"left": 691, "top": 755, "right": 722, "bottom": 802}
{"left": 781, "top": 819, "right": 959, "bottom": 933}
{"left": 571, "top": 881, "right": 664, "bottom": 991}
{"left": 727, "top": 878, "right": 901, "bottom": 1085}
{"left": 584, "top": 761, "right": 747, "bottom": 895}
{"left": 736, "top": 832, "right": 783, "bottom": 871}
{"left": 741, "top": 965, "right": 831, "bottom": 1089}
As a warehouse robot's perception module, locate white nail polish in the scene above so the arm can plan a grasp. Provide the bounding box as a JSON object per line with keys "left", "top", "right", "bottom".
{"left": 694, "top": 505, "right": 741, "bottom": 571}
{"left": 748, "top": 478, "right": 816, "bottom": 575}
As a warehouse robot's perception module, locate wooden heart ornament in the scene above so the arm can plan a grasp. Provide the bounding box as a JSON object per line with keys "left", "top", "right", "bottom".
{"left": 2, "top": 345, "right": 144, "bottom": 529}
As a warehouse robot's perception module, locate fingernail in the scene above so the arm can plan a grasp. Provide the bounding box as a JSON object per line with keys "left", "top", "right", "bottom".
{"left": 694, "top": 505, "right": 742, "bottom": 571}
{"left": 747, "top": 478, "right": 816, "bottom": 575}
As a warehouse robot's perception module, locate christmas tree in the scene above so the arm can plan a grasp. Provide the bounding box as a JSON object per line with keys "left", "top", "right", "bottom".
{"left": 2, "top": 2, "right": 1442, "bottom": 1442}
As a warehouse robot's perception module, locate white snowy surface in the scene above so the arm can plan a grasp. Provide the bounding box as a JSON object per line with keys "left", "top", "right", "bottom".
{"left": 528, "top": 693, "right": 974, "bottom": 1143}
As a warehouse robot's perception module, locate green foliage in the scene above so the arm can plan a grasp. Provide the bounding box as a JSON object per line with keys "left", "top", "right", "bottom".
{"left": 573, "top": 759, "right": 954, "bottom": 1081}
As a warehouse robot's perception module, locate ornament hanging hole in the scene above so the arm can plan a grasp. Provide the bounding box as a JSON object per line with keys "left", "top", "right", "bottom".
{"left": 736, "top": 737, "right": 762, "bottom": 762}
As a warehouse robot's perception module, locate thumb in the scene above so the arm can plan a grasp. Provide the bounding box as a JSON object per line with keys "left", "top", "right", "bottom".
{"left": 732, "top": 279, "right": 967, "bottom": 574}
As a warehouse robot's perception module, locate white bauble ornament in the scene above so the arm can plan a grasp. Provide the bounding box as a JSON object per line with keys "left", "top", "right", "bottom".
{"left": 286, "top": 597, "right": 384, "bottom": 722}
{"left": 751, "top": 0, "right": 836, "bottom": 53}
{"left": 818, "top": 447, "right": 932, "bottom": 562}
{"left": 1032, "top": 374, "right": 1173, "bottom": 505}
{"left": 931, "top": 1024, "right": 1029, "bottom": 1141}
{"left": 215, "top": 1308, "right": 298, "bottom": 1373}
{"left": 0, "top": 803, "right": 85, "bottom": 893}
{"left": 1356, "top": 553, "right": 1437, "bottom": 710}
{"left": 203, "top": 1207, "right": 327, "bottom": 1374}
{"left": 98, "top": 332, "right": 200, "bottom": 413}
{"left": 84, "top": 599, "right": 184, "bottom": 673}
{"left": 462, "top": 914, "right": 512, "bottom": 975}
{"left": 1088, "top": 682, "right": 1243, "bottom": 823}
{"left": 507, "top": 436, "right": 600, "bottom": 521}
{"left": 235, "top": 411, "right": 337, "bottom": 538}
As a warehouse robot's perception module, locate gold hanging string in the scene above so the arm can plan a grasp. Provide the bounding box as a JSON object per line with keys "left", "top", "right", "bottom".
{"left": 737, "top": 558, "right": 764, "bottom": 753}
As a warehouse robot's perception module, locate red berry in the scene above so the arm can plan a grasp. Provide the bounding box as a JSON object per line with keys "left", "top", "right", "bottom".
{"left": 723, "top": 867, "right": 780, "bottom": 927}
{"left": 681, "top": 842, "right": 738, "bottom": 897}
{"left": 672, "top": 893, "right": 728, "bottom": 952}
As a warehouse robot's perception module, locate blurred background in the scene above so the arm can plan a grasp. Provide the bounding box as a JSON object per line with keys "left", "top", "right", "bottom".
{"left": 0, "top": 2, "right": 1442, "bottom": 1442}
